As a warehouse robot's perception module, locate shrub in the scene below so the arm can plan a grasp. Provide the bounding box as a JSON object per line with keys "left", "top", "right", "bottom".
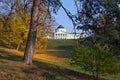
{"left": 71, "top": 43, "right": 119, "bottom": 80}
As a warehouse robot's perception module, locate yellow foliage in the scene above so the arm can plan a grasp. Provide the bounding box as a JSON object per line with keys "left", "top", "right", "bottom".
{"left": 0, "top": 0, "right": 53, "bottom": 50}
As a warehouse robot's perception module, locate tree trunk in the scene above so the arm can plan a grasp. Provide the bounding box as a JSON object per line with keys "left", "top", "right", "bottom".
{"left": 23, "top": 0, "right": 40, "bottom": 65}
{"left": 16, "top": 40, "right": 22, "bottom": 51}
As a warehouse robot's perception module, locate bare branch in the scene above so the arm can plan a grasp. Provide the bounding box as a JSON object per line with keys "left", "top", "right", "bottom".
{"left": 56, "top": 0, "right": 76, "bottom": 32}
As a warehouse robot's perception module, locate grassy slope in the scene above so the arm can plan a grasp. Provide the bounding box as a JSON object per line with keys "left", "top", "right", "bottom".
{"left": 47, "top": 39, "right": 120, "bottom": 80}
{"left": 47, "top": 39, "right": 75, "bottom": 50}
{"left": 0, "top": 48, "right": 87, "bottom": 80}
{"left": 0, "top": 47, "right": 107, "bottom": 80}
{"left": 46, "top": 39, "right": 75, "bottom": 60}
{"left": 0, "top": 39, "right": 120, "bottom": 80}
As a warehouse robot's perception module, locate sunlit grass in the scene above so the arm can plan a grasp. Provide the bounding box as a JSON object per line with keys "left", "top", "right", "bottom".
{"left": 0, "top": 47, "right": 120, "bottom": 80}
{"left": 0, "top": 47, "right": 66, "bottom": 63}
{"left": 34, "top": 53, "right": 65, "bottom": 63}
{"left": 0, "top": 47, "right": 86, "bottom": 80}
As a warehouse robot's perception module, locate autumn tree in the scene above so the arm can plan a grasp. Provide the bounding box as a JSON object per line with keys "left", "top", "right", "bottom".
{"left": 23, "top": 0, "right": 60, "bottom": 64}
{"left": 0, "top": 0, "right": 30, "bottom": 50}
{"left": 0, "top": 0, "right": 55, "bottom": 64}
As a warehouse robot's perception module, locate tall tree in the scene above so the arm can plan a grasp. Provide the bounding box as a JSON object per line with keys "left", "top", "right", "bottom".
{"left": 0, "top": 0, "right": 58, "bottom": 64}
{"left": 69, "top": 0, "right": 120, "bottom": 54}
{"left": 23, "top": 0, "right": 60, "bottom": 64}
{"left": 23, "top": 0, "right": 41, "bottom": 64}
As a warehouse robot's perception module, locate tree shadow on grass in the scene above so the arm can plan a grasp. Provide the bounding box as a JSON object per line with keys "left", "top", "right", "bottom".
{"left": 0, "top": 49, "right": 22, "bottom": 62}
{"left": 33, "top": 60, "right": 107, "bottom": 80}
{"left": 36, "top": 45, "right": 74, "bottom": 58}
{"left": 55, "top": 45, "right": 73, "bottom": 50}
{"left": 0, "top": 49, "right": 106, "bottom": 80}
{"left": 45, "top": 50, "right": 72, "bottom": 58}
{"left": 0, "top": 49, "right": 87, "bottom": 80}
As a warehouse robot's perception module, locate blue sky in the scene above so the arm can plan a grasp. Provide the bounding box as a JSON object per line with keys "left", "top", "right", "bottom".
{"left": 53, "top": 0, "right": 76, "bottom": 32}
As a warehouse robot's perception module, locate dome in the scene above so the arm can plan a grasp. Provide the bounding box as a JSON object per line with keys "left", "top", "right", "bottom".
{"left": 55, "top": 25, "right": 66, "bottom": 33}
{"left": 57, "top": 25, "right": 64, "bottom": 29}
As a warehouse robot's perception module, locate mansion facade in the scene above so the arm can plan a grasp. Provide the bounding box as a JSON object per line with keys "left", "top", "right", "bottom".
{"left": 48, "top": 25, "right": 88, "bottom": 39}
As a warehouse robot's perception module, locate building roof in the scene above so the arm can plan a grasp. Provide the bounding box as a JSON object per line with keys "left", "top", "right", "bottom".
{"left": 57, "top": 25, "right": 64, "bottom": 29}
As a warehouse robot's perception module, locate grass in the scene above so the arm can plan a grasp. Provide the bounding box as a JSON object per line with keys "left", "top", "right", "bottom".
{"left": 46, "top": 39, "right": 120, "bottom": 80}
{"left": 0, "top": 47, "right": 88, "bottom": 80}
{"left": 0, "top": 38, "right": 120, "bottom": 80}
{"left": 0, "top": 47, "right": 108, "bottom": 80}
{"left": 47, "top": 39, "right": 75, "bottom": 51}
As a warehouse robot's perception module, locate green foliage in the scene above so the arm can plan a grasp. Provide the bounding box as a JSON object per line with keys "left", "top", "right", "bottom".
{"left": 71, "top": 43, "right": 119, "bottom": 79}
{"left": 42, "top": 72, "right": 56, "bottom": 80}
{"left": 74, "top": 0, "right": 120, "bottom": 55}
{"left": 108, "top": 30, "right": 120, "bottom": 54}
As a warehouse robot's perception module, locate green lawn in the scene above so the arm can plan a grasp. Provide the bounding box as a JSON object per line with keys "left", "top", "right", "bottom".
{"left": 46, "top": 39, "right": 75, "bottom": 58}
{"left": 46, "top": 39, "right": 120, "bottom": 80}
{"left": 47, "top": 39, "right": 75, "bottom": 50}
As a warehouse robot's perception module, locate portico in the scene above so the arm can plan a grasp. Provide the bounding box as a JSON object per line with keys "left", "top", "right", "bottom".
{"left": 48, "top": 25, "right": 88, "bottom": 39}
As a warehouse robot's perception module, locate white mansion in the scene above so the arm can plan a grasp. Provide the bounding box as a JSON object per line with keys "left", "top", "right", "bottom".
{"left": 48, "top": 25, "right": 88, "bottom": 39}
